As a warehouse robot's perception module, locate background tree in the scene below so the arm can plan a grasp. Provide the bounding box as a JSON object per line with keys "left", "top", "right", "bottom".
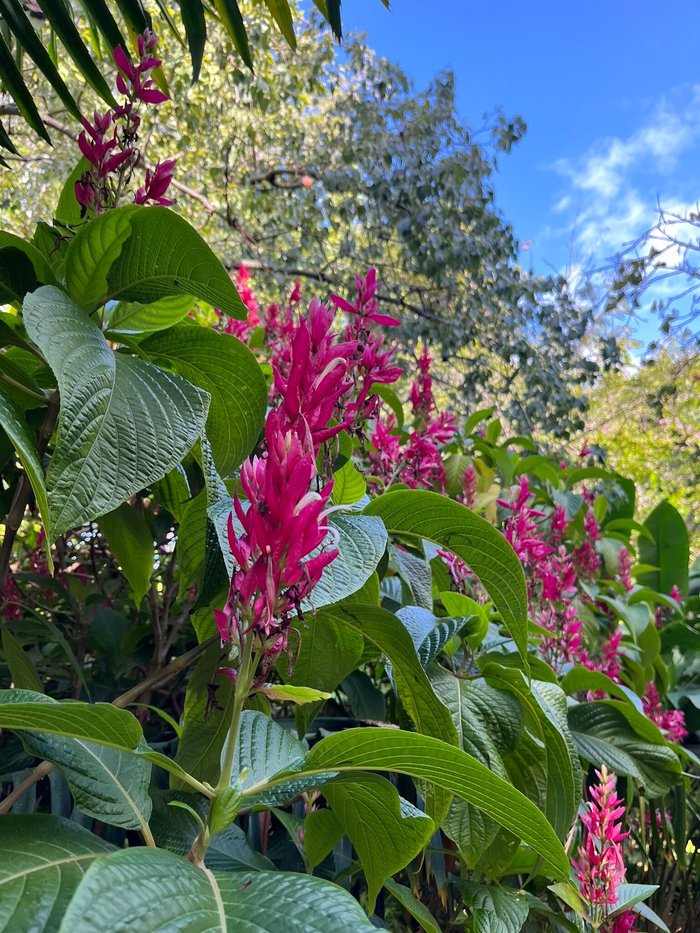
{"left": 0, "top": 5, "right": 620, "bottom": 438}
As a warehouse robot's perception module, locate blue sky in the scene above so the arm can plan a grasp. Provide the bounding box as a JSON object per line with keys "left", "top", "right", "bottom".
{"left": 341, "top": 1, "right": 700, "bottom": 343}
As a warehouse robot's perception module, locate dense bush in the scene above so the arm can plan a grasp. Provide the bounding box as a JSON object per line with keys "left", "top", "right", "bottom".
{"left": 0, "top": 27, "right": 698, "bottom": 933}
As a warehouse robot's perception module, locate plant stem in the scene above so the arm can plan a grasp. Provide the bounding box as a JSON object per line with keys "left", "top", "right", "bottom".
{"left": 216, "top": 633, "right": 256, "bottom": 794}
{"left": 188, "top": 632, "right": 258, "bottom": 866}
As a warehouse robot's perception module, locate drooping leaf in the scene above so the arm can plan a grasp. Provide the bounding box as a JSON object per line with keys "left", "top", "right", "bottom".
{"left": 277, "top": 728, "right": 571, "bottom": 881}
{"left": 0, "top": 31, "right": 50, "bottom": 143}
{"left": 99, "top": 503, "right": 154, "bottom": 604}
{"left": 568, "top": 701, "right": 682, "bottom": 797}
{"left": 323, "top": 773, "right": 434, "bottom": 912}
{"left": 65, "top": 206, "right": 247, "bottom": 318}
{"left": 365, "top": 492, "right": 529, "bottom": 673}
{"left": 23, "top": 287, "right": 210, "bottom": 537}
{"left": 178, "top": 0, "right": 207, "bottom": 81}
{"left": 0, "top": 232, "right": 58, "bottom": 306}
{"left": 262, "top": 0, "right": 296, "bottom": 47}
{"left": 141, "top": 325, "right": 266, "bottom": 475}
{"left": 35, "top": 0, "right": 117, "bottom": 106}
{"left": 0, "top": 814, "right": 115, "bottom": 932}
{"left": 57, "top": 848, "right": 375, "bottom": 932}
{"left": 383, "top": 878, "right": 441, "bottom": 933}
{"left": 0, "top": 383, "right": 52, "bottom": 557}
{"left": 173, "top": 641, "right": 235, "bottom": 788}
{"left": 214, "top": 0, "right": 253, "bottom": 70}
{"left": 1, "top": 629, "right": 43, "bottom": 692}
{"left": 304, "top": 807, "right": 343, "bottom": 870}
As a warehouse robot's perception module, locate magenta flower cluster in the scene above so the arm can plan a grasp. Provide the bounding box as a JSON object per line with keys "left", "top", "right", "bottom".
{"left": 214, "top": 269, "right": 403, "bottom": 665}
{"left": 75, "top": 30, "right": 174, "bottom": 215}
{"left": 574, "top": 765, "right": 629, "bottom": 912}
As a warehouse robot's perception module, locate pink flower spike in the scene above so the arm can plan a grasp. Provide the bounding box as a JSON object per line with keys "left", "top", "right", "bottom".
{"left": 134, "top": 158, "right": 177, "bottom": 206}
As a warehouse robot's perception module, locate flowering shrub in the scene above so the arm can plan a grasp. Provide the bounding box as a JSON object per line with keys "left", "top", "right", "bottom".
{"left": 0, "top": 31, "right": 698, "bottom": 933}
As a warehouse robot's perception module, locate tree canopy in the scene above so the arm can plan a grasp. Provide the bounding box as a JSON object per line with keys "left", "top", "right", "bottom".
{"left": 0, "top": 5, "right": 620, "bottom": 438}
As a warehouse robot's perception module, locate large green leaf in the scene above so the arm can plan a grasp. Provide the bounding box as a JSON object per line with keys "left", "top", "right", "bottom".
{"left": 395, "top": 605, "right": 466, "bottom": 668}
{"left": 323, "top": 773, "right": 434, "bottom": 912}
{"left": 99, "top": 503, "right": 154, "bottom": 604}
{"left": 23, "top": 287, "right": 210, "bottom": 537}
{"left": 65, "top": 206, "right": 247, "bottom": 318}
{"left": 0, "top": 690, "right": 142, "bottom": 751}
{"left": 141, "top": 325, "right": 266, "bottom": 474}
{"left": 57, "top": 848, "right": 375, "bottom": 931}
{"left": 255, "top": 728, "right": 570, "bottom": 881}
{"left": 230, "top": 710, "right": 306, "bottom": 794}
{"left": 484, "top": 666, "right": 580, "bottom": 840}
{"left": 638, "top": 500, "right": 690, "bottom": 596}
{"left": 430, "top": 666, "right": 523, "bottom": 867}
{"left": 460, "top": 882, "right": 529, "bottom": 933}
{"left": 1, "top": 689, "right": 151, "bottom": 831}
{"left": 568, "top": 701, "right": 682, "bottom": 797}
{"left": 0, "top": 814, "right": 115, "bottom": 933}
{"left": 0, "top": 383, "right": 51, "bottom": 560}
{"left": 365, "top": 492, "right": 529, "bottom": 673}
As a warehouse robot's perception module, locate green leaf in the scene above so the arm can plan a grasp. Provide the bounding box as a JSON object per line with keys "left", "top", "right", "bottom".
{"left": 395, "top": 605, "right": 466, "bottom": 668}
{"left": 34, "top": 0, "right": 117, "bottom": 106}
{"left": 0, "top": 384, "right": 52, "bottom": 561}
{"left": 282, "top": 613, "right": 364, "bottom": 735}
{"left": 99, "top": 503, "right": 154, "bottom": 604}
{"left": 141, "top": 325, "right": 266, "bottom": 475}
{"left": 65, "top": 206, "right": 247, "bottom": 318}
{"left": 0, "top": 232, "right": 58, "bottom": 305}
{"left": 178, "top": 0, "right": 206, "bottom": 81}
{"left": 173, "top": 641, "right": 235, "bottom": 787}
{"left": 23, "top": 287, "right": 210, "bottom": 537}
{"left": 365, "top": 492, "right": 529, "bottom": 674}
{"left": 429, "top": 666, "right": 523, "bottom": 867}
{"left": 0, "top": 31, "right": 50, "bottom": 143}
{"left": 638, "top": 500, "right": 690, "bottom": 597}
{"left": 609, "top": 883, "right": 659, "bottom": 918}
{"left": 259, "top": 684, "right": 332, "bottom": 705}
{"left": 383, "top": 878, "right": 441, "bottom": 933}
{"left": 262, "top": 0, "right": 296, "bottom": 47}
{"left": 1, "top": 629, "right": 43, "bottom": 692}
{"left": 75, "top": 0, "right": 126, "bottom": 54}
{"left": 483, "top": 667, "right": 581, "bottom": 839}
{"left": 461, "top": 882, "right": 529, "bottom": 933}
{"left": 106, "top": 294, "right": 194, "bottom": 334}
{"left": 331, "top": 458, "right": 367, "bottom": 504}
{"left": 392, "top": 545, "right": 433, "bottom": 609}
{"left": 632, "top": 900, "right": 671, "bottom": 932}
{"left": 323, "top": 773, "right": 434, "bottom": 912}
{"left": 294, "top": 729, "right": 570, "bottom": 880}
{"left": 560, "top": 666, "right": 642, "bottom": 709}
{"left": 230, "top": 710, "right": 306, "bottom": 793}
{"left": 317, "top": 604, "right": 458, "bottom": 770}
{"left": 58, "top": 848, "right": 375, "bottom": 932}
{"left": 0, "top": 814, "right": 115, "bottom": 932}
{"left": 214, "top": 0, "right": 253, "bottom": 70}
{"left": 0, "top": 690, "right": 142, "bottom": 751}
{"left": 568, "top": 701, "right": 682, "bottom": 797}
{"left": 304, "top": 807, "right": 343, "bottom": 869}
{"left": 0, "top": 0, "right": 81, "bottom": 120}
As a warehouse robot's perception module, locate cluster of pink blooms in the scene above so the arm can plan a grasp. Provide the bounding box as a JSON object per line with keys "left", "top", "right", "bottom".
{"left": 497, "top": 477, "right": 626, "bottom": 678}
{"left": 75, "top": 30, "right": 174, "bottom": 215}
{"left": 214, "top": 269, "right": 403, "bottom": 669}
{"left": 573, "top": 766, "right": 636, "bottom": 931}
{"left": 368, "top": 346, "right": 458, "bottom": 489}
{"left": 643, "top": 682, "right": 687, "bottom": 744}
